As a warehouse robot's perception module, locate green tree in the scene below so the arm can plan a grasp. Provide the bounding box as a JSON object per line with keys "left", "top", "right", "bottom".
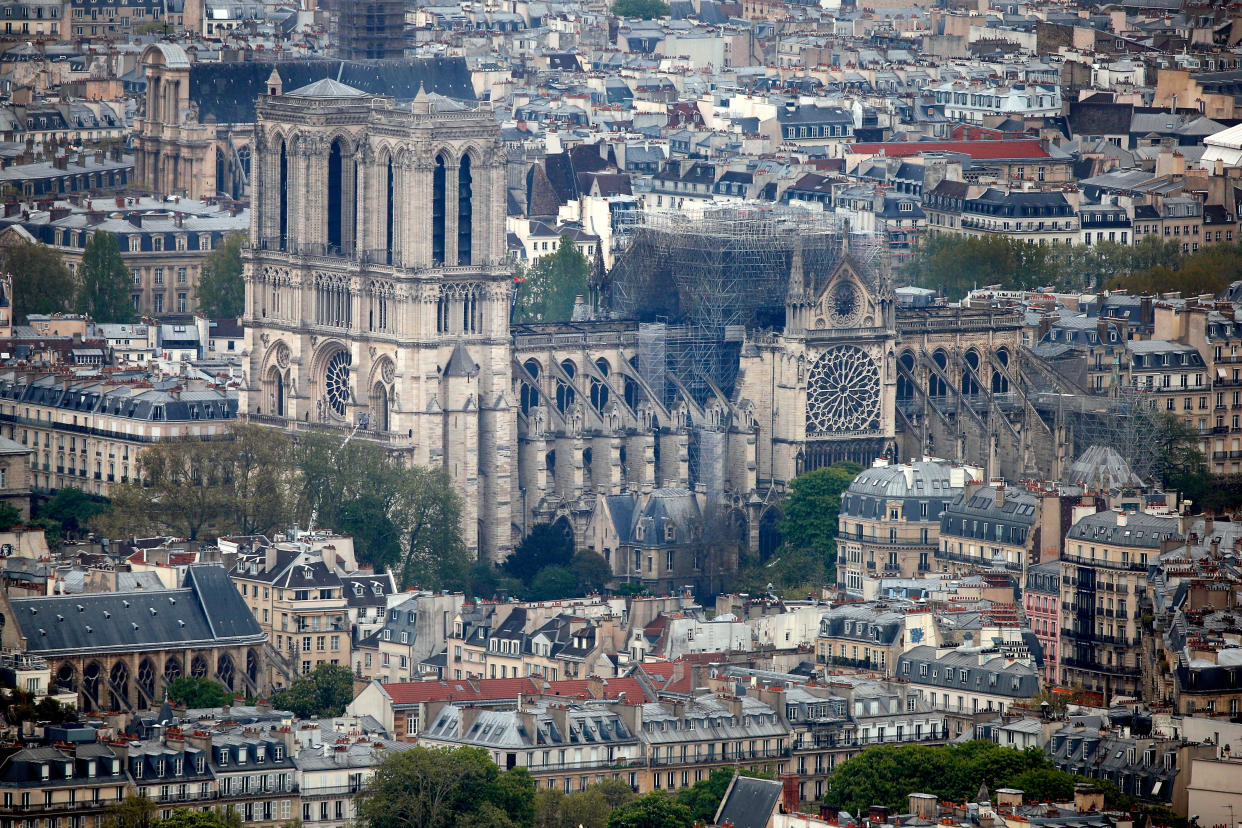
{"left": 39, "top": 487, "right": 108, "bottom": 538}
{"left": 295, "top": 430, "right": 466, "bottom": 588}
{"left": 0, "top": 688, "right": 73, "bottom": 726}
{"left": 570, "top": 550, "right": 611, "bottom": 594}
{"left": 271, "top": 663, "right": 355, "bottom": 718}
{"left": 504, "top": 522, "right": 575, "bottom": 584}
{"left": 1005, "top": 768, "right": 1076, "bottom": 803}
{"left": 100, "top": 426, "right": 293, "bottom": 540}
{"left": 512, "top": 235, "right": 590, "bottom": 323}
{"left": 104, "top": 796, "right": 157, "bottom": 828}
{"left": 357, "top": 745, "right": 534, "bottom": 828}
{"left": 196, "top": 232, "right": 245, "bottom": 318}
{"left": 771, "top": 462, "right": 861, "bottom": 584}
{"left": 527, "top": 565, "right": 579, "bottom": 600}
{"left": 606, "top": 792, "right": 694, "bottom": 828}
{"left": 153, "top": 808, "right": 243, "bottom": 828}
{"left": 76, "top": 231, "right": 134, "bottom": 323}
{"left": 222, "top": 425, "right": 295, "bottom": 536}
{"left": 823, "top": 742, "right": 1068, "bottom": 815}
{"left": 0, "top": 502, "right": 20, "bottom": 532}
{"left": 536, "top": 779, "right": 634, "bottom": 828}
{"left": 166, "top": 677, "right": 232, "bottom": 708}
{"left": 1155, "top": 412, "right": 1210, "bottom": 504}
{"left": 610, "top": 0, "right": 670, "bottom": 17}
{"left": 904, "top": 235, "right": 1055, "bottom": 300}
{"left": 2, "top": 240, "right": 76, "bottom": 322}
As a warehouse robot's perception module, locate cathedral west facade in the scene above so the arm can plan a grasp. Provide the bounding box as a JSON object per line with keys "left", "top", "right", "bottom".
{"left": 240, "top": 82, "right": 1041, "bottom": 587}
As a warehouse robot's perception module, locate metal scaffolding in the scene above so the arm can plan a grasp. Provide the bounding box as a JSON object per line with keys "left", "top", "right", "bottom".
{"left": 326, "top": 0, "right": 409, "bottom": 60}
{"left": 1028, "top": 383, "right": 1167, "bottom": 482}
{"left": 609, "top": 207, "right": 877, "bottom": 404}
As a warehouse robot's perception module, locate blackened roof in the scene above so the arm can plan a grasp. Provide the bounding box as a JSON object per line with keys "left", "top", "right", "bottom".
{"left": 190, "top": 57, "right": 474, "bottom": 125}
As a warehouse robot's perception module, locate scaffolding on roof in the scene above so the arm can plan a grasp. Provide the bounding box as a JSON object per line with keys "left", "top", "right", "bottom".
{"left": 608, "top": 206, "right": 883, "bottom": 405}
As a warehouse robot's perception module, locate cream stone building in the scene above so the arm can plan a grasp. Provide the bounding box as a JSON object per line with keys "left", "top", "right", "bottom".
{"left": 240, "top": 83, "right": 1064, "bottom": 569}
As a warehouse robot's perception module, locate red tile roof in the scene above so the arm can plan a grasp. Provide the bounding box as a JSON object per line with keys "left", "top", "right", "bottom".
{"left": 845, "top": 140, "right": 1051, "bottom": 160}
{"left": 382, "top": 675, "right": 656, "bottom": 706}
{"left": 383, "top": 677, "right": 541, "bottom": 706}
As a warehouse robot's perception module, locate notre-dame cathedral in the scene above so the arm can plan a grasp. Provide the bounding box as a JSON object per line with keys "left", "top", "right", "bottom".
{"left": 241, "top": 82, "right": 1050, "bottom": 589}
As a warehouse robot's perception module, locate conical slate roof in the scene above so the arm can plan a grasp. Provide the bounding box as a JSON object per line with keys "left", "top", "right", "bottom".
{"left": 287, "top": 78, "right": 368, "bottom": 98}
{"left": 1066, "top": 445, "right": 1144, "bottom": 490}
{"left": 444, "top": 341, "right": 478, "bottom": 377}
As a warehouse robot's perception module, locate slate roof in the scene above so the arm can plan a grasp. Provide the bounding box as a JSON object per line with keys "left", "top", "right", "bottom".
{"left": 1064, "top": 445, "right": 1145, "bottom": 490}
{"left": 1065, "top": 510, "right": 1178, "bottom": 550}
{"left": 13, "top": 565, "right": 264, "bottom": 655}
{"left": 714, "top": 775, "right": 784, "bottom": 828}
{"left": 189, "top": 57, "right": 474, "bottom": 124}
{"left": 287, "top": 78, "right": 368, "bottom": 98}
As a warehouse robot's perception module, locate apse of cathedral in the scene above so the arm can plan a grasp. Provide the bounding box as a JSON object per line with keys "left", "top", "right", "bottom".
{"left": 241, "top": 82, "right": 1031, "bottom": 593}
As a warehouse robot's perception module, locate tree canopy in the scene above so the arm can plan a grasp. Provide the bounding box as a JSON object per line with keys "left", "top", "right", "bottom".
{"left": 357, "top": 745, "right": 535, "bottom": 828}
{"left": 76, "top": 231, "right": 134, "bottom": 323}
{"left": 38, "top": 487, "right": 109, "bottom": 539}
{"left": 503, "top": 522, "right": 575, "bottom": 583}
{"left": 822, "top": 741, "right": 1127, "bottom": 816}
{"left": 295, "top": 430, "right": 466, "bottom": 587}
{"left": 902, "top": 233, "right": 1211, "bottom": 300}
{"left": 512, "top": 235, "right": 590, "bottom": 323}
{"left": 196, "top": 232, "right": 245, "bottom": 318}
{"left": 166, "top": 677, "right": 233, "bottom": 709}
{"left": 610, "top": 0, "right": 670, "bottom": 18}
{"left": 104, "top": 796, "right": 157, "bottom": 828}
{"left": 103, "top": 425, "right": 293, "bottom": 541}
{"left": 152, "top": 808, "right": 243, "bottom": 828}
{"left": 2, "top": 240, "right": 76, "bottom": 322}
{"left": 271, "top": 663, "right": 355, "bottom": 718}
{"left": 102, "top": 426, "right": 465, "bottom": 586}
{"left": 535, "top": 779, "right": 635, "bottom": 828}
{"left": 606, "top": 792, "right": 694, "bottom": 828}
{"left": 735, "top": 461, "right": 862, "bottom": 593}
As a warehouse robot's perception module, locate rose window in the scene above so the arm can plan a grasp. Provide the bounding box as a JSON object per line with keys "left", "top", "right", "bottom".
{"left": 324, "top": 350, "right": 351, "bottom": 417}
{"left": 806, "top": 345, "right": 880, "bottom": 434}
{"left": 829, "top": 281, "right": 861, "bottom": 327}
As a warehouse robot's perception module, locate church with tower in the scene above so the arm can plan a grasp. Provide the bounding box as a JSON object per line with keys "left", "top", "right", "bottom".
{"left": 240, "top": 80, "right": 1031, "bottom": 589}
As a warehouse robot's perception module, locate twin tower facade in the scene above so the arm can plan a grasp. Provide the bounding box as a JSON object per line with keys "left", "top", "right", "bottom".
{"left": 241, "top": 81, "right": 950, "bottom": 572}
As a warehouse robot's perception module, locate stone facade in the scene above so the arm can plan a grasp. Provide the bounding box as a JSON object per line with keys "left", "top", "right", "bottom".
{"left": 242, "top": 80, "right": 511, "bottom": 560}
{"left": 240, "top": 84, "right": 1063, "bottom": 567}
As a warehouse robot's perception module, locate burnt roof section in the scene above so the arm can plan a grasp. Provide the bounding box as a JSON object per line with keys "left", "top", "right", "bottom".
{"left": 190, "top": 57, "right": 473, "bottom": 125}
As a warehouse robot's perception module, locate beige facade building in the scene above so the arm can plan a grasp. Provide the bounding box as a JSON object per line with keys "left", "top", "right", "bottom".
{"left": 0, "top": 372, "right": 236, "bottom": 497}
{"left": 1060, "top": 509, "right": 1179, "bottom": 699}
{"left": 229, "top": 536, "right": 360, "bottom": 689}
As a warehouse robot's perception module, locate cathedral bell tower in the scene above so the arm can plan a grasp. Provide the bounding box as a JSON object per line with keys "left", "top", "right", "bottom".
{"left": 241, "top": 80, "right": 514, "bottom": 562}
